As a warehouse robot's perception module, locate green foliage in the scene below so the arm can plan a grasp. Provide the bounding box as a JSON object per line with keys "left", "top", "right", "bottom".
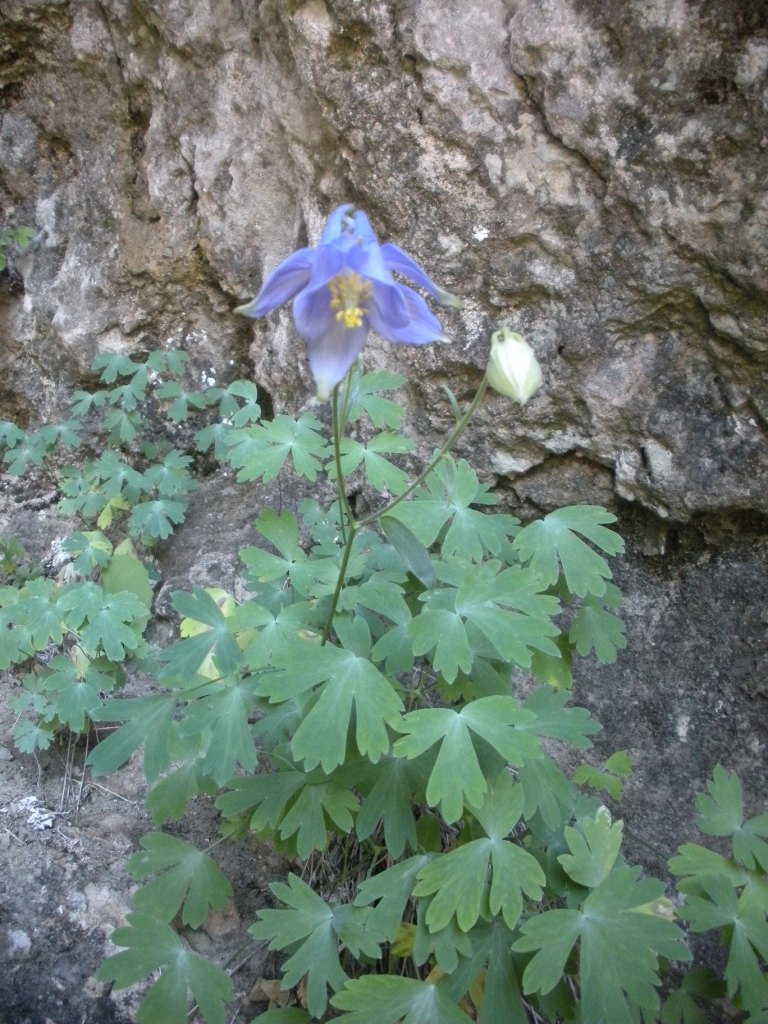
{"left": 95, "top": 911, "right": 234, "bottom": 1024}
{"left": 0, "top": 222, "right": 34, "bottom": 272}
{"left": 127, "top": 833, "right": 233, "bottom": 928}
{"left": 1, "top": 349, "right": 259, "bottom": 753}
{"left": 669, "top": 765, "right": 768, "bottom": 1022}
{"left": 5, "top": 351, "right": 756, "bottom": 1023}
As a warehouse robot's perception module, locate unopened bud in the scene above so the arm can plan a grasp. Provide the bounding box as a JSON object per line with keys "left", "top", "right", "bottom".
{"left": 486, "top": 328, "right": 542, "bottom": 405}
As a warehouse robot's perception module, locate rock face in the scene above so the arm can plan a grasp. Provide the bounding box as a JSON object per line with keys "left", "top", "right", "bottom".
{"left": 2, "top": 0, "right": 767, "bottom": 521}
{"left": 0, "top": 0, "right": 766, "bottom": 993}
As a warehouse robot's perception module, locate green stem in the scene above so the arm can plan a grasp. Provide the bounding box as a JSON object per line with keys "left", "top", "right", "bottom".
{"left": 331, "top": 384, "right": 353, "bottom": 542}
{"left": 357, "top": 373, "right": 489, "bottom": 529}
{"left": 321, "top": 517, "right": 357, "bottom": 645}
{"left": 321, "top": 372, "right": 488, "bottom": 645}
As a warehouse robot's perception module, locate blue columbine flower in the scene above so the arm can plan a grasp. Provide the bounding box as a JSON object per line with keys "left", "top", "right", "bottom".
{"left": 235, "top": 204, "right": 459, "bottom": 399}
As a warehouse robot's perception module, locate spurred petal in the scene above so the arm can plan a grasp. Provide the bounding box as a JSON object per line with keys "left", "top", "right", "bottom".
{"left": 305, "top": 319, "right": 368, "bottom": 400}
{"left": 368, "top": 285, "right": 446, "bottom": 346}
{"left": 319, "top": 204, "right": 354, "bottom": 244}
{"left": 234, "top": 247, "right": 314, "bottom": 318}
{"left": 380, "top": 242, "right": 461, "bottom": 307}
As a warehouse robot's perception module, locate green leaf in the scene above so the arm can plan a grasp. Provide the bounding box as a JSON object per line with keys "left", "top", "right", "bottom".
{"left": 518, "top": 755, "right": 578, "bottom": 831}
{"left": 669, "top": 842, "right": 751, "bottom": 891}
{"left": 58, "top": 585, "right": 146, "bottom": 661}
{"left": 514, "top": 865, "right": 690, "bottom": 1024}
{"left": 12, "top": 717, "right": 56, "bottom": 752}
{"left": 227, "top": 413, "right": 328, "bottom": 483}
{"left": 331, "top": 976, "right": 473, "bottom": 1024}
{"left": 389, "top": 458, "right": 516, "bottom": 559}
{"left": 195, "top": 421, "right": 232, "bottom": 459}
{"left": 354, "top": 855, "right": 431, "bottom": 941}
{"left": 42, "top": 655, "right": 114, "bottom": 732}
{"left": 330, "top": 433, "right": 413, "bottom": 494}
{"left": 147, "top": 760, "right": 216, "bottom": 824}
{"left": 569, "top": 593, "right": 627, "bottom": 664}
{"left": 260, "top": 637, "right": 404, "bottom": 772}
{"left": 127, "top": 833, "right": 233, "bottom": 928}
{"left": 88, "top": 693, "right": 178, "bottom": 781}
{"left": 97, "top": 911, "right": 234, "bottom": 1024}
{"left": 519, "top": 685, "right": 601, "bottom": 748}
{"left": 408, "top": 605, "right": 473, "bottom": 683}
{"left": 101, "top": 539, "right": 153, "bottom": 614}
{"left": 92, "top": 351, "right": 145, "bottom": 382}
{"left": 572, "top": 750, "right": 632, "bottom": 802}
{"left": 380, "top": 516, "right": 436, "bottom": 588}
{"left": 162, "top": 588, "right": 242, "bottom": 679}
{"left": 128, "top": 498, "right": 187, "bottom": 541}
{"left": 558, "top": 806, "right": 624, "bottom": 888}
{"left": 251, "top": 874, "right": 380, "bottom": 1018}
{"left": 250, "top": 1011, "right": 311, "bottom": 1024}
{"left": 661, "top": 966, "right": 725, "bottom": 1024}
{"left": 355, "top": 755, "right": 421, "bottom": 857}
{"left": 180, "top": 678, "right": 259, "bottom": 785}
{"left": 680, "top": 873, "right": 768, "bottom": 1017}
{"left": 347, "top": 369, "right": 406, "bottom": 429}
{"left": 696, "top": 764, "right": 768, "bottom": 872}
{"left": 392, "top": 697, "right": 541, "bottom": 823}
{"left": 413, "top": 790, "right": 543, "bottom": 931}
{"left": 62, "top": 530, "right": 113, "bottom": 574}
{"left": 512, "top": 505, "right": 624, "bottom": 597}
{"left": 217, "top": 769, "right": 357, "bottom": 858}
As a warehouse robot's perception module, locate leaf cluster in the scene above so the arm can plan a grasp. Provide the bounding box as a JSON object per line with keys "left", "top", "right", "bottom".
{"left": 20, "top": 362, "right": 745, "bottom": 1024}
{"left": 3, "top": 350, "right": 264, "bottom": 751}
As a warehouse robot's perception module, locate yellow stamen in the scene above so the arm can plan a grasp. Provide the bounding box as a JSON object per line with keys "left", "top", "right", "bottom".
{"left": 328, "top": 272, "right": 372, "bottom": 329}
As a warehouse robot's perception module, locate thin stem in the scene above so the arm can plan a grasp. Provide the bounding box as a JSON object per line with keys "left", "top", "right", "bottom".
{"left": 331, "top": 384, "right": 353, "bottom": 542}
{"left": 321, "top": 372, "right": 488, "bottom": 645}
{"left": 321, "top": 518, "right": 357, "bottom": 645}
{"left": 357, "top": 374, "right": 489, "bottom": 529}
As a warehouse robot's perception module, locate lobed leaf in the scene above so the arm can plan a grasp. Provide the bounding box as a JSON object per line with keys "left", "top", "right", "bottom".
{"left": 97, "top": 912, "right": 233, "bottom": 1024}
{"left": 127, "top": 833, "right": 233, "bottom": 928}
{"left": 512, "top": 505, "right": 624, "bottom": 597}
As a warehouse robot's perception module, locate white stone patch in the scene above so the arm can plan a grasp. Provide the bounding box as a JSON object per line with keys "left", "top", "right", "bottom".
{"left": 675, "top": 713, "right": 690, "bottom": 741}
{"left": 472, "top": 225, "right": 489, "bottom": 241}
{"left": 292, "top": 0, "right": 334, "bottom": 50}
{"left": 736, "top": 41, "right": 768, "bottom": 89}
{"left": 13, "top": 795, "right": 56, "bottom": 830}
{"left": 490, "top": 451, "right": 542, "bottom": 476}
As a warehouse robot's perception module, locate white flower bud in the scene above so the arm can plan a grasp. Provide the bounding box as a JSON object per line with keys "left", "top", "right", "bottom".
{"left": 486, "top": 328, "right": 542, "bottom": 405}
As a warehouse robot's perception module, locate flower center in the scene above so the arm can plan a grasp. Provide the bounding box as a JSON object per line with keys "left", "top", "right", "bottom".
{"left": 328, "top": 272, "right": 372, "bottom": 329}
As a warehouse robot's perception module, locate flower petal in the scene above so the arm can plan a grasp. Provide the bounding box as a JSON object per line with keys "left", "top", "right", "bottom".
{"left": 368, "top": 285, "right": 447, "bottom": 346}
{"left": 380, "top": 242, "right": 461, "bottom": 307}
{"left": 234, "top": 247, "right": 314, "bottom": 318}
{"left": 305, "top": 319, "right": 368, "bottom": 400}
{"left": 320, "top": 204, "right": 354, "bottom": 244}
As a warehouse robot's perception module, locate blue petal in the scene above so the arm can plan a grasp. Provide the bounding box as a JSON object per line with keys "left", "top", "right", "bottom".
{"left": 380, "top": 242, "right": 461, "bottom": 307}
{"left": 367, "top": 279, "right": 411, "bottom": 332}
{"left": 350, "top": 210, "right": 378, "bottom": 246}
{"left": 293, "top": 287, "right": 336, "bottom": 344}
{"left": 320, "top": 204, "right": 354, "bottom": 245}
{"left": 368, "top": 285, "right": 446, "bottom": 346}
{"left": 305, "top": 319, "right": 368, "bottom": 400}
{"left": 234, "top": 247, "right": 314, "bottom": 318}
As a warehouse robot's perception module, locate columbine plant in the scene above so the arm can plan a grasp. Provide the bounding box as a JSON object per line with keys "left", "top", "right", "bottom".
{"left": 7, "top": 206, "right": 763, "bottom": 1023}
